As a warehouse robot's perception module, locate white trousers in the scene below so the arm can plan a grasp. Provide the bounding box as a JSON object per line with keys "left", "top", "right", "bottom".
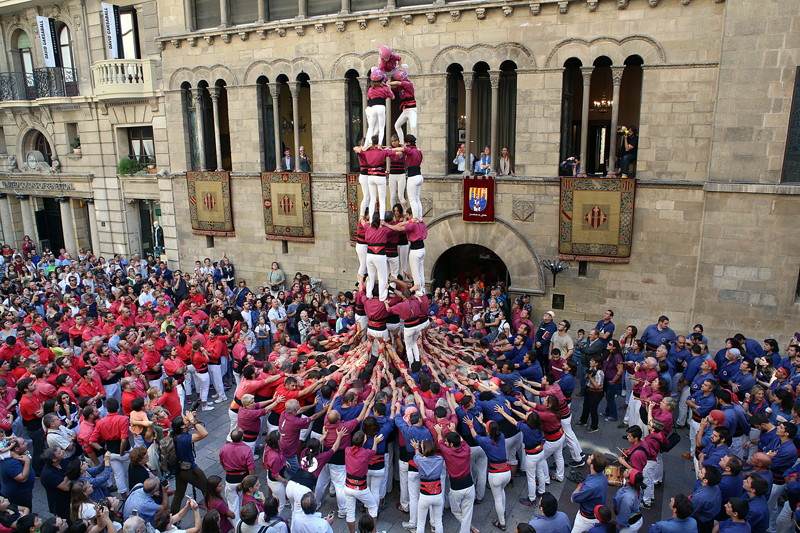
{"left": 317, "top": 463, "right": 347, "bottom": 516}
{"left": 524, "top": 451, "right": 547, "bottom": 500}
{"left": 776, "top": 500, "right": 795, "bottom": 533}
{"left": 416, "top": 492, "right": 443, "bottom": 533}
{"left": 572, "top": 512, "right": 599, "bottom": 533}
{"left": 110, "top": 452, "right": 130, "bottom": 493}
{"left": 266, "top": 477, "right": 286, "bottom": 514}
{"left": 505, "top": 432, "right": 522, "bottom": 467}
{"left": 209, "top": 364, "right": 226, "bottom": 400}
{"left": 366, "top": 253, "right": 388, "bottom": 301}
{"left": 625, "top": 397, "right": 643, "bottom": 432}
{"left": 395, "top": 108, "right": 418, "bottom": 144}
{"left": 406, "top": 174, "right": 424, "bottom": 220}
{"left": 408, "top": 470, "right": 420, "bottom": 527}
{"left": 620, "top": 521, "right": 644, "bottom": 533}
{"left": 398, "top": 459, "right": 409, "bottom": 511}
{"left": 449, "top": 485, "right": 475, "bottom": 533}
{"left": 676, "top": 386, "right": 691, "bottom": 426}
{"left": 367, "top": 467, "right": 385, "bottom": 505}
{"left": 195, "top": 371, "right": 210, "bottom": 402}
{"left": 408, "top": 247, "right": 426, "bottom": 295}
{"left": 388, "top": 256, "right": 400, "bottom": 280}
{"left": 359, "top": 175, "right": 370, "bottom": 217}
{"left": 228, "top": 409, "right": 238, "bottom": 438}
{"left": 356, "top": 243, "right": 368, "bottom": 277}
{"left": 404, "top": 323, "right": 423, "bottom": 364}
{"left": 769, "top": 483, "right": 787, "bottom": 533}
{"left": 384, "top": 446, "right": 394, "bottom": 497}
{"left": 488, "top": 470, "right": 511, "bottom": 527}
{"left": 365, "top": 105, "right": 387, "bottom": 147}
{"left": 398, "top": 244, "right": 409, "bottom": 279}
{"left": 562, "top": 414, "right": 583, "bottom": 462}
{"left": 103, "top": 382, "right": 121, "bottom": 404}
{"left": 389, "top": 173, "right": 407, "bottom": 207}
{"left": 344, "top": 485, "right": 378, "bottom": 522}
{"left": 541, "top": 436, "right": 566, "bottom": 481}
{"left": 286, "top": 480, "right": 310, "bottom": 523}
{"left": 224, "top": 480, "right": 241, "bottom": 525}
{"left": 689, "top": 419, "right": 700, "bottom": 456}
{"left": 642, "top": 459, "right": 657, "bottom": 504}
{"left": 368, "top": 175, "right": 387, "bottom": 220}
{"left": 469, "top": 445, "right": 488, "bottom": 501}
{"left": 731, "top": 434, "right": 746, "bottom": 459}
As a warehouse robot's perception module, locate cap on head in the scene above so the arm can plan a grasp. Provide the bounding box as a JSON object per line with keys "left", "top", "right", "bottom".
{"left": 379, "top": 45, "right": 391, "bottom": 60}
{"left": 393, "top": 69, "right": 408, "bottom": 82}
{"left": 370, "top": 70, "right": 385, "bottom": 82}
{"left": 709, "top": 410, "right": 726, "bottom": 425}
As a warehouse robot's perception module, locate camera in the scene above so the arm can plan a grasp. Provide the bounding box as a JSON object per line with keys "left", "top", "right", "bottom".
{"left": 617, "top": 126, "right": 629, "bottom": 136}
{"left": 191, "top": 400, "right": 201, "bottom": 412}
{"left": 587, "top": 369, "right": 598, "bottom": 377}
{"left": 158, "top": 473, "right": 171, "bottom": 486}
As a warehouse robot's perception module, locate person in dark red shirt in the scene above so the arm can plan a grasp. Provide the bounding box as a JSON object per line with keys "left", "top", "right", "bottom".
{"left": 155, "top": 376, "right": 183, "bottom": 422}
{"left": 77, "top": 366, "right": 105, "bottom": 408}
{"left": 206, "top": 328, "right": 228, "bottom": 404}
{"left": 89, "top": 398, "right": 131, "bottom": 495}
{"left": 0, "top": 337, "right": 20, "bottom": 362}
{"left": 17, "top": 377, "right": 42, "bottom": 433}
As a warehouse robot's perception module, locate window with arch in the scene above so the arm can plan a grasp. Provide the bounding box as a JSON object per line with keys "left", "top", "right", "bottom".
{"left": 119, "top": 8, "right": 141, "bottom": 59}
{"left": 182, "top": 82, "right": 201, "bottom": 170}
{"left": 14, "top": 30, "right": 36, "bottom": 99}
{"left": 345, "top": 70, "right": 363, "bottom": 172}
{"left": 497, "top": 61, "right": 518, "bottom": 171}
{"left": 57, "top": 24, "right": 78, "bottom": 94}
{"left": 33, "top": 132, "right": 53, "bottom": 165}
{"left": 256, "top": 76, "right": 277, "bottom": 171}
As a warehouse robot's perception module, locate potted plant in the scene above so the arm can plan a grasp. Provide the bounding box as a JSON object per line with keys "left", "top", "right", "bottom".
{"left": 70, "top": 136, "right": 81, "bottom": 155}
{"left": 117, "top": 157, "right": 146, "bottom": 176}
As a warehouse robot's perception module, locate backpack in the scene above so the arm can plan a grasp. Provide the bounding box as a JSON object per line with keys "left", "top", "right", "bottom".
{"left": 159, "top": 435, "right": 177, "bottom": 473}
{"left": 660, "top": 431, "right": 682, "bottom": 453}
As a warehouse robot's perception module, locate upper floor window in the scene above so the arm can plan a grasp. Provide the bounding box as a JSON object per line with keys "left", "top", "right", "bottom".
{"left": 783, "top": 66, "right": 800, "bottom": 183}
{"left": 58, "top": 25, "right": 74, "bottom": 70}
{"left": 120, "top": 8, "right": 141, "bottom": 59}
{"left": 128, "top": 126, "right": 155, "bottom": 165}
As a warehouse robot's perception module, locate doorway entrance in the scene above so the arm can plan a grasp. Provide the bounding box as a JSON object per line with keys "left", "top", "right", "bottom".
{"left": 432, "top": 244, "right": 509, "bottom": 290}
{"left": 34, "top": 197, "right": 64, "bottom": 253}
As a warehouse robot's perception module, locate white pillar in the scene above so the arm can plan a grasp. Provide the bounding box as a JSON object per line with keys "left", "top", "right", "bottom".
{"left": 57, "top": 197, "right": 77, "bottom": 258}
{"left": 489, "top": 70, "right": 500, "bottom": 175}
{"left": 84, "top": 198, "right": 101, "bottom": 255}
{"left": 191, "top": 88, "right": 207, "bottom": 170}
{"left": 579, "top": 66, "right": 594, "bottom": 174}
{"left": 0, "top": 194, "right": 11, "bottom": 246}
{"left": 358, "top": 77, "right": 369, "bottom": 145}
{"left": 268, "top": 83, "right": 282, "bottom": 169}
{"left": 289, "top": 82, "right": 301, "bottom": 171}
{"left": 209, "top": 86, "right": 224, "bottom": 171}
{"left": 607, "top": 66, "right": 625, "bottom": 175}
{"left": 219, "top": 0, "right": 229, "bottom": 27}
{"left": 463, "top": 71, "right": 474, "bottom": 175}
{"left": 16, "top": 195, "right": 35, "bottom": 243}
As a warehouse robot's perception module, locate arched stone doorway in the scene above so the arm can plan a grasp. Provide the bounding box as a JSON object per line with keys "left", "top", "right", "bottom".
{"left": 432, "top": 244, "right": 509, "bottom": 290}
{"left": 424, "top": 212, "right": 545, "bottom": 296}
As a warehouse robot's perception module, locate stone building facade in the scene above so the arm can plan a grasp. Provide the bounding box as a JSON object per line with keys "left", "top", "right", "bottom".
{"left": 1, "top": 0, "right": 800, "bottom": 346}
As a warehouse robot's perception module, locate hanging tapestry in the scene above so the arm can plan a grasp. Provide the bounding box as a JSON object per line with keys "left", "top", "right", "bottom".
{"left": 186, "top": 171, "right": 234, "bottom": 236}
{"left": 462, "top": 174, "right": 495, "bottom": 223}
{"left": 261, "top": 172, "right": 314, "bottom": 242}
{"left": 346, "top": 173, "right": 360, "bottom": 244}
{"left": 559, "top": 176, "right": 636, "bottom": 263}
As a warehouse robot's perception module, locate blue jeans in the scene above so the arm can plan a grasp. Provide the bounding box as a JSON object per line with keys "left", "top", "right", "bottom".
{"left": 604, "top": 382, "right": 621, "bottom": 419}
{"left": 577, "top": 361, "right": 587, "bottom": 395}
{"left": 285, "top": 454, "right": 299, "bottom": 478}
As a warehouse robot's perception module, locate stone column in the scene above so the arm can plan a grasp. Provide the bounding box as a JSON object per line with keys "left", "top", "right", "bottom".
{"left": 268, "top": 83, "right": 282, "bottom": 168}
{"left": 463, "top": 71, "right": 474, "bottom": 175}
{"left": 297, "top": 0, "right": 307, "bottom": 19}
{"left": 84, "top": 198, "right": 101, "bottom": 255}
{"left": 191, "top": 87, "right": 207, "bottom": 170}
{"left": 208, "top": 87, "right": 224, "bottom": 171}
{"left": 289, "top": 82, "right": 302, "bottom": 170}
{"left": 184, "top": 0, "right": 195, "bottom": 31}
{"left": 386, "top": 0, "right": 395, "bottom": 10}
{"left": 358, "top": 77, "right": 369, "bottom": 145}
{"left": 56, "top": 197, "right": 77, "bottom": 257}
{"left": 0, "top": 194, "right": 10, "bottom": 246}
{"left": 257, "top": 0, "right": 266, "bottom": 22}
{"left": 579, "top": 66, "right": 594, "bottom": 174}
{"left": 218, "top": 0, "right": 229, "bottom": 27}
{"left": 489, "top": 70, "right": 501, "bottom": 175}
{"left": 607, "top": 66, "right": 625, "bottom": 175}
{"left": 16, "top": 195, "right": 35, "bottom": 242}
{"left": 340, "top": 0, "right": 349, "bottom": 14}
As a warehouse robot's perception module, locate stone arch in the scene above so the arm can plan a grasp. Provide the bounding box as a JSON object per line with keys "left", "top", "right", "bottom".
{"left": 544, "top": 35, "right": 666, "bottom": 68}
{"left": 328, "top": 49, "right": 422, "bottom": 79}
{"left": 18, "top": 126, "right": 57, "bottom": 160}
{"left": 168, "top": 64, "right": 238, "bottom": 90}
{"left": 429, "top": 43, "right": 535, "bottom": 74}
{"left": 244, "top": 57, "right": 324, "bottom": 84}
{"left": 424, "top": 212, "right": 546, "bottom": 296}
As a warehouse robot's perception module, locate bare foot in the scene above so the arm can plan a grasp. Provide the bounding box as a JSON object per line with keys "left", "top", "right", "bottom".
{"left": 471, "top": 527, "right": 480, "bottom": 533}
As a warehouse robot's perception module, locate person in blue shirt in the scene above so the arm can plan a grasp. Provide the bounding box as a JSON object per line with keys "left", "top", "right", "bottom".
{"left": 716, "top": 497, "right": 751, "bottom": 533}
{"left": 734, "top": 333, "right": 764, "bottom": 360}
{"left": 585, "top": 505, "right": 616, "bottom": 533}
{"left": 648, "top": 494, "right": 697, "bottom": 533}
{"left": 690, "top": 466, "right": 722, "bottom": 533}
{"left": 558, "top": 361, "right": 577, "bottom": 399}
{"left": 570, "top": 451, "right": 609, "bottom": 533}
{"left": 700, "top": 426, "right": 731, "bottom": 473}
{"left": 716, "top": 455, "right": 743, "bottom": 520}
{"left": 686, "top": 379, "right": 718, "bottom": 460}
{"left": 528, "top": 492, "right": 571, "bottom": 533}
{"left": 715, "top": 388, "right": 750, "bottom": 458}
{"left": 669, "top": 335, "right": 690, "bottom": 370}
{"left": 517, "top": 351, "right": 543, "bottom": 383}
{"left": 0, "top": 437, "right": 35, "bottom": 510}
{"left": 718, "top": 348, "right": 742, "bottom": 387}
{"left": 394, "top": 406, "right": 434, "bottom": 531}
{"left": 640, "top": 315, "right": 677, "bottom": 352}
{"left": 614, "top": 468, "right": 644, "bottom": 532}
{"left": 691, "top": 360, "right": 717, "bottom": 395}
{"left": 464, "top": 418, "right": 509, "bottom": 531}
{"left": 595, "top": 309, "right": 615, "bottom": 350}
{"left": 677, "top": 345, "right": 707, "bottom": 428}
{"left": 534, "top": 311, "right": 558, "bottom": 370}
{"left": 742, "top": 472, "right": 769, "bottom": 533}
{"left": 767, "top": 421, "right": 798, "bottom": 533}
{"left": 730, "top": 360, "right": 756, "bottom": 401}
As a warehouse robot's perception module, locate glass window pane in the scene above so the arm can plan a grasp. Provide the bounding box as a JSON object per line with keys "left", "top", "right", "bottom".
{"left": 195, "top": 0, "right": 222, "bottom": 28}
{"left": 17, "top": 33, "right": 30, "bottom": 49}
{"left": 784, "top": 67, "right": 800, "bottom": 183}
{"left": 119, "top": 11, "right": 140, "bottom": 59}
{"left": 351, "top": 0, "right": 385, "bottom": 10}
{"left": 396, "top": 0, "right": 431, "bottom": 7}
{"left": 308, "top": 0, "right": 339, "bottom": 17}
{"left": 268, "top": 0, "right": 297, "bottom": 21}
{"left": 231, "top": 0, "right": 259, "bottom": 24}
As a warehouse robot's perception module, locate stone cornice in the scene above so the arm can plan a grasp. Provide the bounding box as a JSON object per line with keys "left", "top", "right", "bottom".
{"left": 642, "top": 62, "right": 719, "bottom": 70}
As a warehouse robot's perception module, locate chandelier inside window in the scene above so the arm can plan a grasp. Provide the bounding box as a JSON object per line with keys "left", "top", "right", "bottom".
{"left": 592, "top": 67, "right": 612, "bottom": 114}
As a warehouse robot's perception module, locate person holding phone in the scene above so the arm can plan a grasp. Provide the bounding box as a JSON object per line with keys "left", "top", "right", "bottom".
{"left": 292, "top": 493, "right": 334, "bottom": 533}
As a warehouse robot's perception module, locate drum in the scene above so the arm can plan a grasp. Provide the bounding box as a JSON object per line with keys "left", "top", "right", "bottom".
{"left": 605, "top": 465, "right": 624, "bottom": 487}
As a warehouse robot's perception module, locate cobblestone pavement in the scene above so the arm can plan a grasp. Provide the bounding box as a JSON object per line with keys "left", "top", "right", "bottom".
{"left": 31, "top": 392, "right": 697, "bottom": 532}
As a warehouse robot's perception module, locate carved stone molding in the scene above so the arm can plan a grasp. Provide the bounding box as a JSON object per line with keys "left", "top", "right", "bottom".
{"left": 426, "top": 12, "right": 436, "bottom": 23}
{"left": 502, "top": 6, "right": 513, "bottom": 16}
{"left": 256, "top": 29, "right": 267, "bottom": 39}
{"left": 402, "top": 14, "right": 412, "bottom": 24}
{"left": 171, "top": 39, "right": 180, "bottom": 48}
{"left": 530, "top": 3, "right": 540, "bottom": 15}
{"left": 187, "top": 36, "right": 197, "bottom": 46}
{"left": 220, "top": 33, "right": 231, "bottom": 43}
{"left": 420, "top": 197, "right": 433, "bottom": 217}
{"left": 648, "top": 0, "right": 658, "bottom": 5}
{"left": 311, "top": 184, "right": 346, "bottom": 211}
{"left": 450, "top": 10, "right": 460, "bottom": 21}
{"left": 558, "top": 1, "right": 568, "bottom": 13}
{"left": 587, "top": 0, "right": 597, "bottom": 11}
{"left": 611, "top": 66, "right": 624, "bottom": 85}
{"left": 336, "top": 21, "right": 346, "bottom": 32}
{"left": 681, "top": 0, "right": 691, "bottom": 3}
{"left": 315, "top": 23, "right": 325, "bottom": 32}
{"left": 489, "top": 70, "right": 501, "bottom": 89}
{"left": 379, "top": 17, "right": 389, "bottom": 27}
{"left": 580, "top": 66, "right": 594, "bottom": 86}
{"left": 295, "top": 25, "right": 304, "bottom": 35}
{"left": 618, "top": 0, "right": 629, "bottom": 8}
{"left": 239, "top": 31, "right": 247, "bottom": 41}
{"left": 203, "top": 35, "right": 213, "bottom": 45}
{"left": 475, "top": 8, "right": 486, "bottom": 19}
{"left": 357, "top": 18, "right": 367, "bottom": 29}
{"left": 276, "top": 27, "right": 286, "bottom": 37}
{"left": 512, "top": 200, "right": 535, "bottom": 222}
{"left": 156, "top": 41, "right": 165, "bottom": 51}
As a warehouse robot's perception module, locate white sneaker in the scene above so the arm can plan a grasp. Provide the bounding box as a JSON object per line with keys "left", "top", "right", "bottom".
{"left": 402, "top": 522, "right": 415, "bottom": 532}
{"left": 201, "top": 405, "right": 215, "bottom": 411}
{"left": 214, "top": 397, "right": 228, "bottom": 404}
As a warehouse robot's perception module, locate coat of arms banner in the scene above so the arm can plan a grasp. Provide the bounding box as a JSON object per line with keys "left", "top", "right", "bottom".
{"left": 346, "top": 173, "right": 360, "bottom": 244}
{"left": 261, "top": 172, "right": 314, "bottom": 243}
{"left": 559, "top": 176, "right": 636, "bottom": 263}
{"left": 186, "top": 171, "right": 234, "bottom": 236}
{"left": 462, "top": 175, "right": 495, "bottom": 223}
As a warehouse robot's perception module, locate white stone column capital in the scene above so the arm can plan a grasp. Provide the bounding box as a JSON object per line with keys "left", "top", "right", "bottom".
{"left": 580, "top": 66, "right": 595, "bottom": 86}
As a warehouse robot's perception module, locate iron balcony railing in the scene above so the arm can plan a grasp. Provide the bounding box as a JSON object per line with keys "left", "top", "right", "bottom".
{"left": 0, "top": 67, "right": 79, "bottom": 101}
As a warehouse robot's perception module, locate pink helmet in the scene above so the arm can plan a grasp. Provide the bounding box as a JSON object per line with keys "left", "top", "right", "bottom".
{"left": 393, "top": 69, "right": 408, "bottom": 82}
{"left": 379, "top": 45, "right": 392, "bottom": 60}
{"left": 370, "top": 70, "right": 385, "bottom": 82}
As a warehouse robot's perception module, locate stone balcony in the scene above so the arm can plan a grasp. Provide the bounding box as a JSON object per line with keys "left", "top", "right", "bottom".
{"left": 91, "top": 58, "right": 160, "bottom": 100}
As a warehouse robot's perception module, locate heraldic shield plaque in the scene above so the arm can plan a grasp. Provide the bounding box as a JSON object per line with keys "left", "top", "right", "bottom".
{"left": 186, "top": 171, "right": 235, "bottom": 236}
{"left": 261, "top": 172, "right": 314, "bottom": 243}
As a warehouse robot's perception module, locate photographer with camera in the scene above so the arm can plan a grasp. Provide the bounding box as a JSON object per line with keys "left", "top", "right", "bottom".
{"left": 559, "top": 156, "right": 580, "bottom": 176}
{"left": 169, "top": 410, "right": 209, "bottom": 514}
{"left": 123, "top": 478, "right": 170, "bottom": 525}
{"left": 618, "top": 126, "right": 638, "bottom": 178}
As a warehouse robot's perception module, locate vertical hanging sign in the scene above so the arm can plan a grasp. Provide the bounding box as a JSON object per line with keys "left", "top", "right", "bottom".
{"left": 36, "top": 16, "right": 60, "bottom": 68}
{"left": 101, "top": 3, "right": 122, "bottom": 59}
